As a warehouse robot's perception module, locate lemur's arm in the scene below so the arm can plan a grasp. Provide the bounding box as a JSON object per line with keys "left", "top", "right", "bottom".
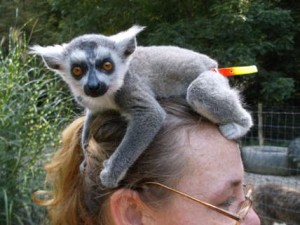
{"left": 100, "top": 72, "right": 166, "bottom": 188}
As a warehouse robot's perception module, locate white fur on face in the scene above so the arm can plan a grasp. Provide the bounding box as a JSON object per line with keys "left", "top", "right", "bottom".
{"left": 62, "top": 46, "right": 129, "bottom": 111}
{"left": 69, "top": 49, "right": 87, "bottom": 63}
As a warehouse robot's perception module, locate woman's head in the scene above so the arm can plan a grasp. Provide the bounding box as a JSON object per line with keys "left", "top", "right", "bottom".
{"left": 34, "top": 97, "right": 260, "bottom": 225}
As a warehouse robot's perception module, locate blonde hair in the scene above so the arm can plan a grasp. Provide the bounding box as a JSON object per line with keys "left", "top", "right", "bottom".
{"left": 33, "top": 97, "right": 206, "bottom": 225}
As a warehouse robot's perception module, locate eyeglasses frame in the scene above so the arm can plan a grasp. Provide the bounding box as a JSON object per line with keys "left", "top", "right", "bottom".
{"left": 143, "top": 181, "right": 253, "bottom": 225}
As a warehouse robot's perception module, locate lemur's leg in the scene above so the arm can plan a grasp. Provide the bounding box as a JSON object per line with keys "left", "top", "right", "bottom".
{"left": 80, "top": 110, "right": 96, "bottom": 172}
{"left": 187, "top": 71, "right": 253, "bottom": 139}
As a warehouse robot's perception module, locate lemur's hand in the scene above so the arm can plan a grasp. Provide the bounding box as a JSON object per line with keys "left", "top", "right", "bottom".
{"left": 79, "top": 141, "right": 88, "bottom": 173}
{"left": 100, "top": 159, "right": 122, "bottom": 188}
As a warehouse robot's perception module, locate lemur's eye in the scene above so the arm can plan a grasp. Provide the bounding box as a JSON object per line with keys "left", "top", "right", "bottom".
{"left": 102, "top": 61, "right": 113, "bottom": 72}
{"left": 72, "top": 66, "right": 84, "bottom": 77}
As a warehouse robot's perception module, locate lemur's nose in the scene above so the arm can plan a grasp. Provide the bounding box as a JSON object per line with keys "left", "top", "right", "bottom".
{"left": 84, "top": 82, "right": 108, "bottom": 97}
{"left": 88, "top": 82, "right": 100, "bottom": 91}
{"left": 84, "top": 71, "right": 108, "bottom": 97}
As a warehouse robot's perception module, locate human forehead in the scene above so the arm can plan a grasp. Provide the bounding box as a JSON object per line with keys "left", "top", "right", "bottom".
{"left": 178, "top": 122, "right": 243, "bottom": 196}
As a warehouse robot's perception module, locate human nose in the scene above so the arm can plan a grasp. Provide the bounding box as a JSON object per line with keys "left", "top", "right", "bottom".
{"left": 242, "top": 208, "right": 261, "bottom": 225}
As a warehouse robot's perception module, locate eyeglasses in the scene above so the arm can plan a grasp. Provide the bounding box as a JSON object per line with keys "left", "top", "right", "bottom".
{"left": 143, "top": 182, "right": 253, "bottom": 225}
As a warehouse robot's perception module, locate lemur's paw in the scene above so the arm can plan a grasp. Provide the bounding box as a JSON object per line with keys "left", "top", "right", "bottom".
{"left": 100, "top": 168, "right": 118, "bottom": 188}
{"left": 100, "top": 159, "right": 128, "bottom": 188}
{"left": 79, "top": 144, "right": 88, "bottom": 173}
{"left": 100, "top": 159, "right": 117, "bottom": 188}
{"left": 219, "top": 122, "right": 249, "bottom": 140}
{"left": 79, "top": 160, "right": 87, "bottom": 173}
{"left": 103, "top": 159, "right": 109, "bottom": 168}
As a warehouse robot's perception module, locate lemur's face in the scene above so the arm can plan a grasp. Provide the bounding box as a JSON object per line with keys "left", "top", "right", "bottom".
{"left": 63, "top": 36, "right": 129, "bottom": 98}
{"left": 30, "top": 25, "right": 144, "bottom": 102}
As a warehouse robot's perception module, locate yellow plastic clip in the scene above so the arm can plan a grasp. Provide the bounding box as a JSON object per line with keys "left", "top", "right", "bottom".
{"left": 212, "top": 65, "right": 258, "bottom": 76}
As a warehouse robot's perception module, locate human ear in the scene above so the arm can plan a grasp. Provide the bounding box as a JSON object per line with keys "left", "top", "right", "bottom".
{"left": 109, "top": 189, "right": 149, "bottom": 225}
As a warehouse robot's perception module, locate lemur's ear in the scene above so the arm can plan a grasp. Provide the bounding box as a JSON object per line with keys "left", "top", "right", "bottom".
{"left": 29, "top": 44, "right": 66, "bottom": 72}
{"left": 110, "top": 25, "right": 145, "bottom": 57}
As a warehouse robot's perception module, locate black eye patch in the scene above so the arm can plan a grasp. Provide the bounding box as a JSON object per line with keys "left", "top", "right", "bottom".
{"left": 70, "top": 62, "right": 88, "bottom": 79}
{"left": 96, "top": 58, "right": 115, "bottom": 74}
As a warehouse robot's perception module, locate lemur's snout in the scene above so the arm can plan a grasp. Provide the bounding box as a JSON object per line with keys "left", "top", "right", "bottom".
{"left": 84, "top": 81, "right": 108, "bottom": 97}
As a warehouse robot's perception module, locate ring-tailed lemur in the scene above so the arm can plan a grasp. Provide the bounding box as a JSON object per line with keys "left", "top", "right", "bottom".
{"left": 30, "top": 25, "right": 253, "bottom": 188}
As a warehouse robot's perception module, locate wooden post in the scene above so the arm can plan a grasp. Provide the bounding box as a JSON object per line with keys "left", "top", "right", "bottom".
{"left": 258, "top": 103, "right": 264, "bottom": 146}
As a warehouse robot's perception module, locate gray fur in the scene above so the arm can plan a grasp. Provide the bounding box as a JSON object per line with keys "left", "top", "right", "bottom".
{"left": 30, "top": 25, "right": 253, "bottom": 188}
{"left": 253, "top": 184, "right": 300, "bottom": 225}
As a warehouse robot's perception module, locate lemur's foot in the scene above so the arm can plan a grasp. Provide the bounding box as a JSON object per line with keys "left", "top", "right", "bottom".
{"left": 219, "top": 122, "right": 249, "bottom": 140}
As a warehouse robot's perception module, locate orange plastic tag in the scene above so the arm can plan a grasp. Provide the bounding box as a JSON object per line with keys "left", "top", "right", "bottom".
{"left": 212, "top": 65, "right": 258, "bottom": 76}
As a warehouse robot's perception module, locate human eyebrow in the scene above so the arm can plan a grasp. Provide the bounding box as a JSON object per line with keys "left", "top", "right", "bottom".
{"left": 213, "top": 179, "right": 242, "bottom": 203}
{"left": 219, "top": 179, "right": 242, "bottom": 194}
{"left": 230, "top": 179, "right": 242, "bottom": 188}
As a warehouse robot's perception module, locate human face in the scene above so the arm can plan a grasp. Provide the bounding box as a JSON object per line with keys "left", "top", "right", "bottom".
{"left": 149, "top": 123, "right": 260, "bottom": 225}
{"left": 144, "top": 182, "right": 253, "bottom": 225}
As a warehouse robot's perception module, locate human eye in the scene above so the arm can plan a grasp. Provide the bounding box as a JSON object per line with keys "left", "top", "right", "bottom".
{"left": 218, "top": 196, "right": 235, "bottom": 210}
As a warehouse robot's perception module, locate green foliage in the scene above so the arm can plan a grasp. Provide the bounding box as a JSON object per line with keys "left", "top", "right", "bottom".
{"left": 46, "top": 0, "right": 140, "bottom": 42}
{"left": 141, "top": 0, "right": 298, "bottom": 105}
{"left": 207, "top": 0, "right": 298, "bottom": 104}
{"left": 0, "top": 30, "right": 75, "bottom": 225}
{"left": 261, "top": 72, "right": 295, "bottom": 103}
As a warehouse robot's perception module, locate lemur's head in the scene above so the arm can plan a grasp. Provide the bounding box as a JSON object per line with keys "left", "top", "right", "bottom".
{"left": 30, "top": 25, "right": 144, "bottom": 100}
